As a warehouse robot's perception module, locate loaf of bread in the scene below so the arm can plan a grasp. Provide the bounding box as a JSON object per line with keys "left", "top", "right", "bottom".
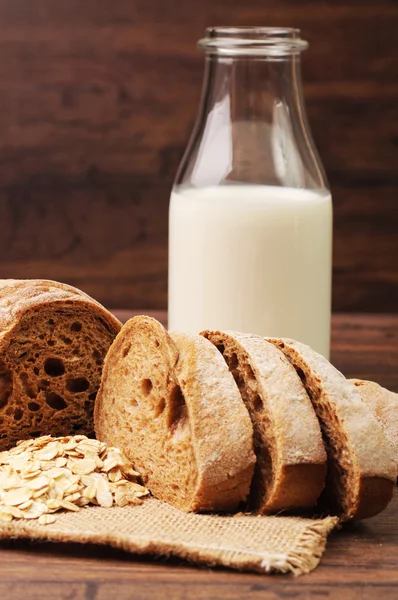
{"left": 202, "top": 330, "right": 326, "bottom": 513}
{"left": 351, "top": 379, "right": 398, "bottom": 477}
{"left": 95, "top": 316, "right": 256, "bottom": 512}
{"left": 0, "top": 279, "right": 121, "bottom": 451}
{"left": 268, "top": 338, "right": 397, "bottom": 520}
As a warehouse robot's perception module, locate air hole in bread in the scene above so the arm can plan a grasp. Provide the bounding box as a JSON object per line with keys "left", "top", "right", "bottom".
{"left": 47, "top": 340, "right": 55, "bottom": 347}
{"left": 296, "top": 368, "right": 307, "bottom": 384}
{"left": 19, "top": 372, "right": 36, "bottom": 399}
{"left": 67, "top": 377, "right": 90, "bottom": 393}
{"left": 155, "top": 340, "right": 160, "bottom": 348}
{"left": 216, "top": 343, "right": 225, "bottom": 354}
{"left": 253, "top": 394, "right": 264, "bottom": 412}
{"left": 122, "top": 344, "right": 131, "bottom": 358}
{"left": 33, "top": 367, "right": 39, "bottom": 375}
{"left": 44, "top": 358, "right": 65, "bottom": 377}
{"left": 230, "top": 353, "right": 239, "bottom": 370}
{"left": 0, "top": 362, "right": 13, "bottom": 409}
{"left": 45, "top": 392, "right": 67, "bottom": 410}
{"left": 89, "top": 391, "right": 97, "bottom": 401}
{"left": 48, "top": 319, "right": 55, "bottom": 326}
{"left": 246, "top": 364, "right": 255, "bottom": 381}
{"left": 61, "top": 336, "right": 72, "bottom": 345}
{"left": 141, "top": 378, "right": 153, "bottom": 396}
{"left": 29, "top": 430, "right": 41, "bottom": 437}
{"left": 18, "top": 351, "right": 28, "bottom": 360}
{"left": 154, "top": 397, "right": 166, "bottom": 417}
{"left": 28, "top": 401, "right": 40, "bottom": 412}
{"left": 93, "top": 349, "right": 102, "bottom": 365}
{"left": 168, "top": 385, "right": 188, "bottom": 430}
{"left": 70, "top": 322, "right": 82, "bottom": 332}
{"left": 13, "top": 408, "right": 23, "bottom": 420}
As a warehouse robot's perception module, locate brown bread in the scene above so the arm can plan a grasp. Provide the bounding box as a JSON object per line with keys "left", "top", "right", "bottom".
{"left": 351, "top": 379, "right": 398, "bottom": 479}
{"left": 202, "top": 330, "right": 326, "bottom": 514}
{"left": 0, "top": 279, "right": 121, "bottom": 451}
{"left": 95, "top": 316, "right": 256, "bottom": 512}
{"left": 268, "top": 338, "right": 397, "bottom": 520}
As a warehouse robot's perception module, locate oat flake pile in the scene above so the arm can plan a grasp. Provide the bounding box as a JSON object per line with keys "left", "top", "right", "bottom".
{"left": 0, "top": 435, "right": 149, "bottom": 524}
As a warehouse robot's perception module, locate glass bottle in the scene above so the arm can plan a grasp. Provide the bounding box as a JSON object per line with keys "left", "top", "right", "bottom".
{"left": 168, "top": 27, "right": 332, "bottom": 357}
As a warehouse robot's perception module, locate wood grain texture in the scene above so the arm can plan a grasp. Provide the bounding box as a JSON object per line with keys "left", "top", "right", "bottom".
{"left": 1, "top": 310, "right": 398, "bottom": 599}
{"left": 0, "top": 0, "right": 397, "bottom": 311}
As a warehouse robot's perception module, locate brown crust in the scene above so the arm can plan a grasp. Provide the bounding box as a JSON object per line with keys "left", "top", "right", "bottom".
{"left": 350, "top": 379, "right": 398, "bottom": 479}
{"left": 202, "top": 330, "right": 326, "bottom": 514}
{"left": 95, "top": 316, "right": 256, "bottom": 512}
{"left": 0, "top": 279, "right": 121, "bottom": 449}
{"left": 268, "top": 338, "right": 396, "bottom": 521}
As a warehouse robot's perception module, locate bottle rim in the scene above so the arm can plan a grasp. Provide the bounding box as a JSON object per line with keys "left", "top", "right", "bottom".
{"left": 198, "top": 26, "right": 308, "bottom": 57}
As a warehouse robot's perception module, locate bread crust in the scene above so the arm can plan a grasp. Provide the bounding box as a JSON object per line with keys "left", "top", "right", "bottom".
{"left": 0, "top": 279, "right": 121, "bottom": 449}
{"left": 0, "top": 279, "right": 116, "bottom": 333}
{"left": 351, "top": 379, "right": 398, "bottom": 480}
{"left": 95, "top": 316, "right": 256, "bottom": 512}
{"left": 268, "top": 338, "right": 396, "bottom": 520}
{"left": 202, "top": 330, "right": 326, "bottom": 514}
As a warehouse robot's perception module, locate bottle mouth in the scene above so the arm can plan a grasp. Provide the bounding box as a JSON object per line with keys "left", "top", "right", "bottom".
{"left": 198, "top": 27, "right": 308, "bottom": 57}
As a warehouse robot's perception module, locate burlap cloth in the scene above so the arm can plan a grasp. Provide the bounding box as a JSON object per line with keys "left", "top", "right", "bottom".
{"left": 0, "top": 497, "right": 337, "bottom": 576}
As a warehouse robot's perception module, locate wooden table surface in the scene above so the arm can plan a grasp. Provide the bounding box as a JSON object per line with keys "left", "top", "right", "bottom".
{"left": 1, "top": 310, "right": 398, "bottom": 600}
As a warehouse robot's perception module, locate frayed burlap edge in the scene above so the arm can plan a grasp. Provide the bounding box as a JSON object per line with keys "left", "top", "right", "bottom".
{"left": 0, "top": 498, "right": 338, "bottom": 577}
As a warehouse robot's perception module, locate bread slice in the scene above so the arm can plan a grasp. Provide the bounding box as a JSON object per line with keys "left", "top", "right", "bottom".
{"left": 351, "top": 379, "right": 398, "bottom": 479}
{"left": 268, "top": 338, "right": 397, "bottom": 520}
{"left": 95, "top": 316, "right": 256, "bottom": 512}
{"left": 202, "top": 330, "right": 326, "bottom": 514}
{"left": 0, "top": 279, "right": 121, "bottom": 451}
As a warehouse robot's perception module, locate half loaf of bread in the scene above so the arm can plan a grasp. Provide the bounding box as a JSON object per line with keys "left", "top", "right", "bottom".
{"left": 202, "top": 330, "right": 326, "bottom": 513}
{"left": 351, "top": 379, "right": 398, "bottom": 479}
{"left": 268, "top": 338, "right": 397, "bottom": 520}
{"left": 0, "top": 279, "right": 121, "bottom": 451}
{"left": 95, "top": 316, "right": 256, "bottom": 512}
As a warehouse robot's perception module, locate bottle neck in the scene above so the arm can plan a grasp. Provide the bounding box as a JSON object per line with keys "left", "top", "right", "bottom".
{"left": 201, "top": 54, "right": 304, "bottom": 122}
{"left": 176, "top": 39, "right": 328, "bottom": 190}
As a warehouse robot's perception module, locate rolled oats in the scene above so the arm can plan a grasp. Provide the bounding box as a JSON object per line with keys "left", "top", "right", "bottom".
{"left": 0, "top": 435, "right": 149, "bottom": 525}
{"left": 38, "top": 514, "right": 56, "bottom": 525}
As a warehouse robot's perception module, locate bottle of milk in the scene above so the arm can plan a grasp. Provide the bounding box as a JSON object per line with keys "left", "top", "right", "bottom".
{"left": 169, "top": 27, "right": 332, "bottom": 357}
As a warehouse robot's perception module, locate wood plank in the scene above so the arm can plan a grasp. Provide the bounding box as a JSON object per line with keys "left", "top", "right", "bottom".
{"left": 0, "top": 0, "right": 396, "bottom": 311}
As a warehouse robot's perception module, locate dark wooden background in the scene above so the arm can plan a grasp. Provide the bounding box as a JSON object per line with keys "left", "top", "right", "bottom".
{"left": 0, "top": 0, "right": 396, "bottom": 311}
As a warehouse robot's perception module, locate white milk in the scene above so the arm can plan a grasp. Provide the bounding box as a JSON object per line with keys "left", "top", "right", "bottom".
{"left": 168, "top": 185, "right": 332, "bottom": 357}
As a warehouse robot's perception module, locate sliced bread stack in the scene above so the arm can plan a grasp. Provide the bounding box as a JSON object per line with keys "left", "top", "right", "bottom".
{"left": 95, "top": 318, "right": 397, "bottom": 520}
{"left": 0, "top": 279, "right": 121, "bottom": 450}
